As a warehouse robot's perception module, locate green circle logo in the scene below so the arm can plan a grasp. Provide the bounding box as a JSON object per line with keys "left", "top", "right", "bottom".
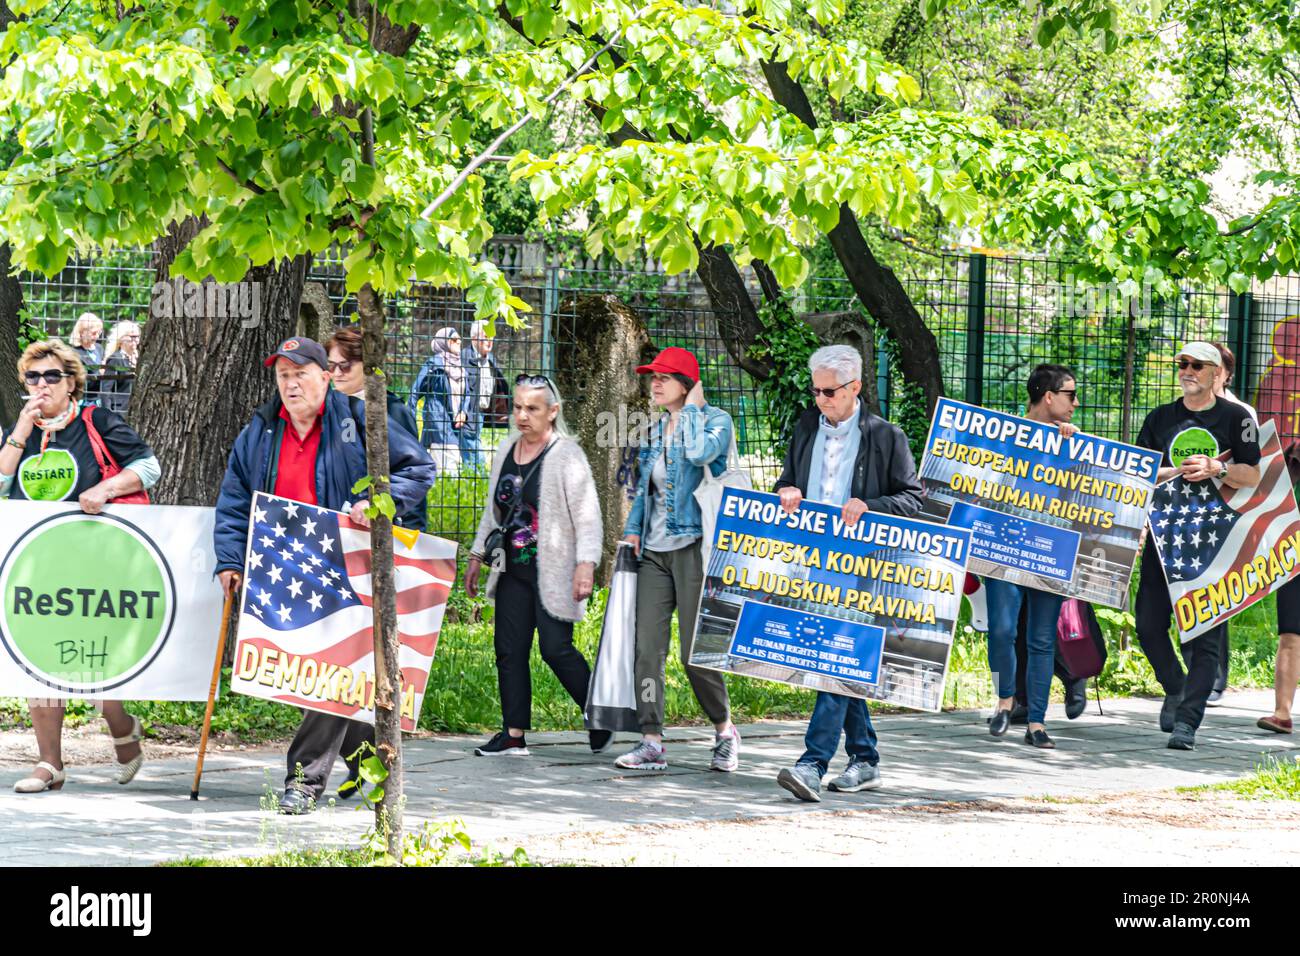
{"left": 18, "top": 449, "right": 79, "bottom": 501}
{"left": 1169, "top": 427, "right": 1220, "bottom": 467}
{"left": 0, "top": 513, "right": 175, "bottom": 694}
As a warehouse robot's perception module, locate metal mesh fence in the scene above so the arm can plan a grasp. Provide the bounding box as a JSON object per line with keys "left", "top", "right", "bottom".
{"left": 14, "top": 241, "right": 1300, "bottom": 543}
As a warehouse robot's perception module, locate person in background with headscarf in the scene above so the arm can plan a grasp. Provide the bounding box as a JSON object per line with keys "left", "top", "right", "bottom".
{"left": 408, "top": 327, "right": 470, "bottom": 476}
{"left": 100, "top": 320, "right": 141, "bottom": 415}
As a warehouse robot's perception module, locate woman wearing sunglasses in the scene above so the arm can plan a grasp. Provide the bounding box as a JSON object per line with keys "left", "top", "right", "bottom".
{"left": 0, "top": 339, "right": 162, "bottom": 793}
{"left": 465, "top": 374, "right": 607, "bottom": 756}
{"left": 615, "top": 347, "right": 743, "bottom": 772}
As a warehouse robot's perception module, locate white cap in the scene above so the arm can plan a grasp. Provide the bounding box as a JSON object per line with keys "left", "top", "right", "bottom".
{"left": 1176, "top": 341, "right": 1221, "bottom": 366}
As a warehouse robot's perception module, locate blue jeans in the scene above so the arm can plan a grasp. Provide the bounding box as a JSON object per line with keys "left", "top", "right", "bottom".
{"left": 797, "top": 691, "right": 878, "bottom": 774}
{"left": 458, "top": 429, "right": 485, "bottom": 471}
{"left": 985, "top": 578, "right": 1063, "bottom": 725}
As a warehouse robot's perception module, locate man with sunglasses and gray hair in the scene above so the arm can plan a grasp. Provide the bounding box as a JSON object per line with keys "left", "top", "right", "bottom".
{"left": 1134, "top": 341, "right": 1261, "bottom": 750}
{"left": 773, "top": 344, "right": 923, "bottom": 802}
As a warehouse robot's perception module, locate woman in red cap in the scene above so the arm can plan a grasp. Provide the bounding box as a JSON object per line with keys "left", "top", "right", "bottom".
{"left": 614, "top": 346, "right": 742, "bottom": 772}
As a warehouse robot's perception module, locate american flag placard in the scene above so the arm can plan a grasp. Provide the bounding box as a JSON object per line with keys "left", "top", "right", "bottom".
{"left": 231, "top": 492, "right": 457, "bottom": 730}
{"left": 1150, "top": 421, "right": 1300, "bottom": 641}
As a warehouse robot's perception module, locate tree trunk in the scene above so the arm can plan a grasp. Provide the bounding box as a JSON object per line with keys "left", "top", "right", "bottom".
{"left": 761, "top": 60, "right": 946, "bottom": 412}
{"left": 355, "top": 282, "right": 404, "bottom": 859}
{"left": 130, "top": 216, "right": 307, "bottom": 505}
{"left": 0, "top": 242, "right": 23, "bottom": 427}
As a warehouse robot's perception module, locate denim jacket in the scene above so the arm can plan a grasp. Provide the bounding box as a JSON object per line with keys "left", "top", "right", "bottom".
{"left": 623, "top": 403, "right": 734, "bottom": 540}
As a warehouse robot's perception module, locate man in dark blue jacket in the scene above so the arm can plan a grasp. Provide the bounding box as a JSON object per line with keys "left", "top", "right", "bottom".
{"left": 214, "top": 336, "right": 435, "bottom": 814}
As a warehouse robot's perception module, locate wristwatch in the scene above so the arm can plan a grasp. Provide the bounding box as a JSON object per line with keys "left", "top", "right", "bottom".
{"left": 1216, "top": 462, "right": 1229, "bottom": 481}
{"left": 4, "top": 435, "right": 24, "bottom": 450}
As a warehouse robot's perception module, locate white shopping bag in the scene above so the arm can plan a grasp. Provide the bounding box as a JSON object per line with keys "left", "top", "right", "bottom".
{"left": 584, "top": 542, "right": 642, "bottom": 732}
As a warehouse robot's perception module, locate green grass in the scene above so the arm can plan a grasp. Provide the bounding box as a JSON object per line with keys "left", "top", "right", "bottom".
{"left": 1194, "top": 755, "right": 1300, "bottom": 800}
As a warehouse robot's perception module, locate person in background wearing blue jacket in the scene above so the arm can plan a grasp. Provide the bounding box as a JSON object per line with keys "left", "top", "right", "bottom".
{"left": 614, "top": 347, "right": 742, "bottom": 773}
{"left": 213, "top": 336, "right": 435, "bottom": 814}
{"left": 407, "top": 327, "right": 471, "bottom": 476}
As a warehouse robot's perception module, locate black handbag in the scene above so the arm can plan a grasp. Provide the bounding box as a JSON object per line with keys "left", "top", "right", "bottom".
{"left": 483, "top": 439, "right": 555, "bottom": 573}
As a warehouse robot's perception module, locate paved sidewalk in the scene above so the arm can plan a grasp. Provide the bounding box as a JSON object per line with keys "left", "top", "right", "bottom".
{"left": 0, "top": 690, "right": 1294, "bottom": 866}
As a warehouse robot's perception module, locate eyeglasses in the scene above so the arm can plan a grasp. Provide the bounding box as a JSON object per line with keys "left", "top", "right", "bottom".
{"left": 24, "top": 370, "right": 70, "bottom": 386}
{"left": 1177, "top": 359, "right": 1209, "bottom": 372}
{"left": 1052, "top": 388, "right": 1080, "bottom": 403}
{"left": 809, "top": 380, "right": 857, "bottom": 399}
{"left": 328, "top": 360, "right": 356, "bottom": 374}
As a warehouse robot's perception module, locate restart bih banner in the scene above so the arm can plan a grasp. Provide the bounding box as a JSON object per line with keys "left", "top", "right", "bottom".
{"left": 0, "top": 501, "right": 222, "bottom": 700}
{"left": 688, "top": 487, "right": 971, "bottom": 712}
{"left": 918, "top": 398, "right": 1160, "bottom": 609}
{"left": 230, "top": 493, "right": 457, "bottom": 731}
{"left": 1151, "top": 421, "right": 1300, "bottom": 642}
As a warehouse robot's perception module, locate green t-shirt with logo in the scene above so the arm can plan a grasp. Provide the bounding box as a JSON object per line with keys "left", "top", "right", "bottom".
{"left": 3, "top": 406, "right": 153, "bottom": 501}
{"left": 1137, "top": 398, "right": 1261, "bottom": 470}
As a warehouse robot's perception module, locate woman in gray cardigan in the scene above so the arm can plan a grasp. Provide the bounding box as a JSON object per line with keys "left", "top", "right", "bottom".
{"left": 466, "top": 374, "right": 608, "bottom": 755}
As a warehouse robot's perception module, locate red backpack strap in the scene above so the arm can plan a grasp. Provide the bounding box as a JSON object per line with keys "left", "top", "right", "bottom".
{"left": 81, "top": 405, "right": 121, "bottom": 481}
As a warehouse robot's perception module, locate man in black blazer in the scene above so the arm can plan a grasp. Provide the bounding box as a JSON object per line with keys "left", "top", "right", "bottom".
{"left": 773, "top": 345, "right": 923, "bottom": 802}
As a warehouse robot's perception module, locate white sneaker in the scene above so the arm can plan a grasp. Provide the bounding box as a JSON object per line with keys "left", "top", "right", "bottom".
{"left": 614, "top": 739, "right": 667, "bottom": 770}
{"left": 710, "top": 726, "right": 740, "bottom": 772}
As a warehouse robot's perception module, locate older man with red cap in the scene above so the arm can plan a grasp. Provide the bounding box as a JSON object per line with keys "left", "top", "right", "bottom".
{"left": 213, "top": 336, "right": 435, "bottom": 813}
{"left": 614, "top": 346, "right": 744, "bottom": 772}
{"left": 1134, "top": 341, "right": 1261, "bottom": 750}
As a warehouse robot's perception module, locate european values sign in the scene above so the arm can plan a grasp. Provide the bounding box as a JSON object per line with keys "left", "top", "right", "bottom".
{"left": 689, "top": 488, "right": 971, "bottom": 712}
{"left": 918, "top": 398, "right": 1160, "bottom": 609}
{"left": 1151, "top": 421, "right": 1300, "bottom": 641}
{"left": 0, "top": 501, "right": 222, "bottom": 699}
{"left": 231, "top": 493, "right": 457, "bottom": 731}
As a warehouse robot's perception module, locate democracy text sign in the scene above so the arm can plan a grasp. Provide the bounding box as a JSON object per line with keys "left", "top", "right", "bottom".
{"left": 689, "top": 487, "right": 971, "bottom": 712}
{"left": 231, "top": 493, "right": 457, "bottom": 731}
{"left": 1151, "top": 421, "right": 1300, "bottom": 641}
{"left": 0, "top": 501, "right": 222, "bottom": 699}
{"left": 918, "top": 398, "right": 1159, "bottom": 608}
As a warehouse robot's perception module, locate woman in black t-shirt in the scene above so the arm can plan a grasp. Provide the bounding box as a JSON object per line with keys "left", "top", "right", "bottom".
{"left": 465, "top": 375, "right": 605, "bottom": 757}
{"left": 1, "top": 339, "right": 162, "bottom": 794}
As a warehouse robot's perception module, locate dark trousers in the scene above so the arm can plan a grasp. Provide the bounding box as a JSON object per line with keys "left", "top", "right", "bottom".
{"left": 797, "top": 691, "right": 879, "bottom": 775}
{"left": 494, "top": 572, "right": 592, "bottom": 730}
{"left": 1135, "top": 541, "right": 1225, "bottom": 731}
{"left": 285, "top": 711, "right": 373, "bottom": 799}
{"left": 1213, "top": 627, "right": 1230, "bottom": 695}
{"left": 1014, "top": 601, "right": 1077, "bottom": 704}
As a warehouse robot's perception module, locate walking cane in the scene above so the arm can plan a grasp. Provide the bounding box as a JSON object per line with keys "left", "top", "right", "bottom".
{"left": 191, "top": 584, "right": 237, "bottom": 800}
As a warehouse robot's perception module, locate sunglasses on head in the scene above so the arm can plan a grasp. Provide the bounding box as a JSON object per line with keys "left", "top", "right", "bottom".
{"left": 809, "top": 380, "right": 857, "bottom": 399}
{"left": 328, "top": 360, "right": 356, "bottom": 374}
{"left": 1177, "top": 359, "right": 1210, "bottom": 372}
{"left": 24, "top": 370, "right": 70, "bottom": 385}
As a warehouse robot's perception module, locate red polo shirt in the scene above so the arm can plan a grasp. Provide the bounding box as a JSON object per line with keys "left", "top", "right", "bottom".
{"left": 274, "top": 403, "right": 323, "bottom": 505}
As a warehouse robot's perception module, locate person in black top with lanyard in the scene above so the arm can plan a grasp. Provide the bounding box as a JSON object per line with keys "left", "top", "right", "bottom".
{"left": 1135, "top": 342, "right": 1261, "bottom": 750}
{"left": 466, "top": 374, "right": 606, "bottom": 756}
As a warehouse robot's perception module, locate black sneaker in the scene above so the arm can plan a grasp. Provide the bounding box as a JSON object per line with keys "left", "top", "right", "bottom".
{"left": 588, "top": 729, "right": 613, "bottom": 753}
{"left": 474, "top": 731, "right": 529, "bottom": 756}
